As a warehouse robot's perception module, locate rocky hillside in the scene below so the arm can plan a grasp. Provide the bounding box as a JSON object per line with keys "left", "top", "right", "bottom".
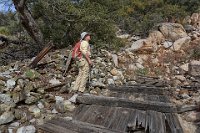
{"left": 0, "top": 13, "right": 200, "bottom": 133}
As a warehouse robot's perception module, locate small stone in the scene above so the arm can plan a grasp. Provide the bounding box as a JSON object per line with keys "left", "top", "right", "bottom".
{"left": 107, "top": 78, "right": 115, "bottom": 85}
{"left": 174, "top": 75, "right": 186, "bottom": 82}
{"left": 6, "top": 79, "right": 16, "bottom": 89}
{"left": 25, "top": 96, "right": 39, "bottom": 104}
{"left": 181, "top": 93, "right": 190, "bottom": 99}
{"left": 37, "top": 102, "right": 44, "bottom": 109}
{"left": 111, "top": 54, "right": 118, "bottom": 67}
{"left": 49, "top": 78, "right": 61, "bottom": 85}
{"left": 16, "top": 125, "right": 36, "bottom": 133}
{"left": 0, "top": 111, "right": 15, "bottom": 125}
{"left": 189, "top": 60, "right": 200, "bottom": 76}
{"left": 28, "top": 106, "right": 41, "bottom": 118}
{"left": 0, "top": 94, "right": 12, "bottom": 103}
{"left": 110, "top": 68, "right": 119, "bottom": 76}
{"left": 180, "top": 63, "right": 189, "bottom": 72}
{"left": 0, "top": 80, "right": 5, "bottom": 86}
{"left": 55, "top": 96, "right": 64, "bottom": 102}
{"left": 163, "top": 41, "right": 173, "bottom": 48}
{"left": 52, "top": 109, "right": 58, "bottom": 114}
{"left": 91, "top": 81, "right": 106, "bottom": 88}
{"left": 68, "top": 94, "right": 78, "bottom": 103}
{"left": 113, "top": 76, "right": 120, "bottom": 81}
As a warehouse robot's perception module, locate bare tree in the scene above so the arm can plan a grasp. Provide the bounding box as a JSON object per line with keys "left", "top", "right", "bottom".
{"left": 12, "top": 0, "right": 44, "bottom": 46}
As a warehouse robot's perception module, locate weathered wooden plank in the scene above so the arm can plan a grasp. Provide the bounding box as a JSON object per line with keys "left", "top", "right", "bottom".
{"left": 108, "top": 86, "right": 168, "bottom": 95}
{"left": 49, "top": 118, "right": 122, "bottom": 133}
{"left": 176, "top": 105, "right": 199, "bottom": 113}
{"left": 38, "top": 122, "right": 77, "bottom": 133}
{"left": 73, "top": 105, "right": 90, "bottom": 120}
{"left": 102, "top": 107, "right": 118, "bottom": 128}
{"left": 77, "top": 95, "right": 177, "bottom": 113}
{"left": 108, "top": 108, "right": 132, "bottom": 131}
{"left": 147, "top": 110, "right": 166, "bottom": 133}
{"left": 63, "top": 51, "right": 72, "bottom": 76}
{"left": 79, "top": 105, "right": 100, "bottom": 122}
{"left": 29, "top": 42, "right": 54, "bottom": 68}
{"left": 136, "top": 110, "right": 146, "bottom": 128}
{"left": 165, "top": 113, "right": 184, "bottom": 133}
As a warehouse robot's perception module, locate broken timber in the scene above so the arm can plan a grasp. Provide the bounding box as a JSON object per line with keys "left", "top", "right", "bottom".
{"left": 63, "top": 51, "right": 72, "bottom": 76}
{"left": 29, "top": 42, "right": 54, "bottom": 68}
{"left": 39, "top": 84, "right": 195, "bottom": 133}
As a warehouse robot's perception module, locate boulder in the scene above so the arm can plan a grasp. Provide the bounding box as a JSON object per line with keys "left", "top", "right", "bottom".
{"left": 191, "top": 13, "right": 200, "bottom": 27}
{"left": 0, "top": 94, "right": 12, "bottom": 104}
{"left": 171, "top": 36, "right": 191, "bottom": 51}
{"left": 16, "top": 125, "right": 36, "bottom": 133}
{"left": 28, "top": 106, "right": 41, "bottom": 118}
{"left": 179, "top": 63, "right": 189, "bottom": 72}
{"left": 25, "top": 96, "right": 39, "bottom": 104}
{"left": 130, "top": 39, "right": 145, "bottom": 50}
{"left": 189, "top": 60, "right": 200, "bottom": 76}
{"left": 107, "top": 78, "right": 115, "bottom": 85}
{"left": 0, "top": 111, "right": 15, "bottom": 125}
{"left": 6, "top": 79, "right": 16, "bottom": 89}
{"left": 148, "top": 30, "right": 165, "bottom": 44}
{"left": 158, "top": 23, "right": 188, "bottom": 41}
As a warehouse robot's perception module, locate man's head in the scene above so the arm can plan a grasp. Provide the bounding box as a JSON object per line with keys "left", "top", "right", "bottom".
{"left": 81, "top": 32, "right": 91, "bottom": 41}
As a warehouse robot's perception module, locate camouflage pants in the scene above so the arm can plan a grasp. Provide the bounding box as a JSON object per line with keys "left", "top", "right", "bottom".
{"left": 73, "top": 58, "right": 89, "bottom": 92}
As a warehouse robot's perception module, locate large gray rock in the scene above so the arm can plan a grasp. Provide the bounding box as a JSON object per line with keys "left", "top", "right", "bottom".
{"left": 56, "top": 100, "right": 75, "bottom": 113}
{"left": 28, "top": 106, "right": 41, "bottom": 118}
{"left": 158, "top": 23, "right": 188, "bottom": 41}
{"left": 0, "top": 94, "right": 12, "bottom": 103}
{"left": 16, "top": 125, "right": 36, "bottom": 133}
{"left": 189, "top": 60, "right": 200, "bottom": 76}
{"left": 129, "top": 39, "right": 146, "bottom": 51}
{"left": 148, "top": 30, "right": 165, "bottom": 44}
{"left": 25, "top": 96, "right": 39, "bottom": 104}
{"left": 180, "top": 63, "right": 189, "bottom": 72}
{"left": 171, "top": 36, "right": 191, "bottom": 51}
{"left": 6, "top": 79, "right": 16, "bottom": 89}
{"left": 0, "top": 111, "right": 15, "bottom": 125}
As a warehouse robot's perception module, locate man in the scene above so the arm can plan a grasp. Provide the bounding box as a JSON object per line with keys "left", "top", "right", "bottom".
{"left": 72, "top": 32, "right": 92, "bottom": 93}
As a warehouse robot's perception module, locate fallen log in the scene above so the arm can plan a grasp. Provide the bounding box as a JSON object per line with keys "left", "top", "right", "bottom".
{"left": 77, "top": 95, "right": 199, "bottom": 113}
{"left": 76, "top": 95, "right": 176, "bottom": 113}
{"left": 39, "top": 117, "right": 121, "bottom": 133}
{"left": 108, "top": 85, "right": 169, "bottom": 95}
{"left": 44, "top": 83, "right": 66, "bottom": 92}
{"left": 29, "top": 41, "right": 54, "bottom": 68}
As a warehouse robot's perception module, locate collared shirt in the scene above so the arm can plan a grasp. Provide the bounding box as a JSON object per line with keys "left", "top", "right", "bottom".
{"left": 80, "top": 40, "right": 91, "bottom": 56}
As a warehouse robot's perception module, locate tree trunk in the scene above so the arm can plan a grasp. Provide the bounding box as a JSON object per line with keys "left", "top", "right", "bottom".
{"left": 12, "top": 0, "right": 44, "bottom": 46}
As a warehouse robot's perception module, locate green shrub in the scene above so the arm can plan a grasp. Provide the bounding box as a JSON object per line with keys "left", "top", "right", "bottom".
{"left": 0, "top": 27, "right": 10, "bottom": 36}
{"left": 135, "top": 68, "right": 149, "bottom": 76}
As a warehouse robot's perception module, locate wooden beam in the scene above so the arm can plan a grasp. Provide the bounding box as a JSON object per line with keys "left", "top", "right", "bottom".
{"left": 40, "top": 118, "right": 122, "bottom": 133}
{"left": 29, "top": 42, "right": 54, "bottom": 68}
{"left": 107, "top": 86, "right": 169, "bottom": 95}
{"left": 76, "top": 95, "right": 177, "bottom": 113}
